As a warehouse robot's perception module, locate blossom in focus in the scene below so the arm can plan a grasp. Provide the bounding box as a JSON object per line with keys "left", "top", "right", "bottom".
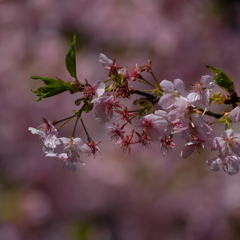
{"left": 28, "top": 120, "right": 59, "bottom": 155}
{"left": 115, "top": 106, "right": 136, "bottom": 123}
{"left": 99, "top": 53, "right": 121, "bottom": 76}
{"left": 56, "top": 137, "right": 92, "bottom": 171}
{"left": 83, "top": 80, "right": 105, "bottom": 100}
{"left": 158, "top": 79, "right": 188, "bottom": 110}
{"left": 179, "top": 114, "right": 214, "bottom": 142}
{"left": 187, "top": 75, "right": 215, "bottom": 108}
{"left": 92, "top": 96, "right": 121, "bottom": 124}
{"left": 167, "top": 98, "right": 191, "bottom": 125}
{"left": 106, "top": 123, "right": 125, "bottom": 141}
{"left": 135, "top": 114, "right": 168, "bottom": 141}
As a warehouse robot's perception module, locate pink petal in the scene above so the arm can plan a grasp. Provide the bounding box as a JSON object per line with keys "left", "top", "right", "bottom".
{"left": 160, "top": 80, "right": 174, "bottom": 93}
{"left": 173, "top": 79, "right": 185, "bottom": 94}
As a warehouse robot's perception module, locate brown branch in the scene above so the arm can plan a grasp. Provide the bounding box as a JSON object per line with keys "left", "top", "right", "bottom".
{"left": 130, "top": 90, "right": 159, "bottom": 104}
{"left": 197, "top": 108, "right": 223, "bottom": 119}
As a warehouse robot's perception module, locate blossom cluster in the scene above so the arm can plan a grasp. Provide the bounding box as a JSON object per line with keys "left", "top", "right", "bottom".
{"left": 29, "top": 119, "right": 100, "bottom": 171}
{"left": 29, "top": 36, "right": 240, "bottom": 175}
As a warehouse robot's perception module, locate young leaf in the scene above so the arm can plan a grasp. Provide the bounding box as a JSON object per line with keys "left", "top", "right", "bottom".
{"left": 65, "top": 34, "right": 77, "bottom": 79}
{"left": 31, "top": 86, "right": 67, "bottom": 102}
{"left": 30, "top": 76, "right": 64, "bottom": 88}
{"left": 205, "top": 64, "right": 235, "bottom": 95}
{"left": 29, "top": 76, "right": 75, "bottom": 101}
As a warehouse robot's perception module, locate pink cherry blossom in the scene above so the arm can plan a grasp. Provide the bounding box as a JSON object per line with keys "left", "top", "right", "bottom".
{"left": 135, "top": 113, "right": 168, "bottom": 141}
{"left": 183, "top": 114, "right": 214, "bottom": 141}
{"left": 206, "top": 154, "right": 240, "bottom": 175}
{"left": 28, "top": 120, "right": 59, "bottom": 155}
{"left": 91, "top": 96, "right": 121, "bottom": 124}
{"left": 159, "top": 135, "right": 176, "bottom": 155}
{"left": 167, "top": 98, "right": 191, "bottom": 125}
{"left": 187, "top": 75, "right": 215, "bottom": 108}
{"left": 128, "top": 64, "right": 142, "bottom": 81}
{"left": 99, "top": 53, "right": 121, "bottom": 76}
{"left": 87, "top": 140, "right": 101, "bottom": 157}
{"left": 99, "top": 53, "right": 114, "bottom": 66}
{"left": 158, "top": 79, "right": 188, "bottom": 110}
{"left": 229, "top": 104, "right": 240, "bottom": 122}
{"left": 83, "top": 80, "right": 105, "bottom": 100}
{"left": 212, "top": 129, "right": 240, "bottom": 157}
{"left": 116, "top": 132, "right": 134, "bottom": 154}
{"left": 106, "top": 123, "right": 125, "bottom": 141}
{"left": 180, "top": 139, "right": 205, "bottom": 159}
{"left": 56, "top": 137, "right": 92, "bottom": 171}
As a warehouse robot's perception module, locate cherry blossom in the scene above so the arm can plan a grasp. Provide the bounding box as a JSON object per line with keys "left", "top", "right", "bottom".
{"left": 87, "top": 140, "right": 101, "bottom": 157}
{"left": 99, "top": 53, "right": 121, "bottom": 76}
{"left": 117, "top": 132, "right": 134, "bottom": 154}
{"left": 99, "top": 53, "right": 114, "bottom": 67}
{"left": 128, "top": 64, "right": 142, "bottom": 81}
{"left": 206, "top": 154, "right": 240, "bottom": 175}
{"left": 135, "top": 113, "right": 168, "bottom": 141}
{"left": 56, "top": 137, "right": 92, "bottom": 171}
{"left": 29, "top": 42, "right": 240, "bottom": 175}
{"left": 83, "top": 80, "right": 105, "bottom": 100}
{"left": 158, "top": 79, "right": 188, "bottom": 110}
{"left": 229, "top": 103, "right": 240, "bottom": 122}
{"left": 106, "top": 123, "right": 125, "bottom": 141}
{"left": 187, "top": 75, "right": 215, "bottom": 108}
{"left": 167, "top": 98, "right": 190, "bottom": 125}
{"left": 180, "top": 139, "right": 205, "bottom": 159}
{"left": 212, "top": 129, "right": 240, "bottom": 157}
{"left": 159, "top": 135, "right": 176, "bottom": 155}
{"left": 28, "top": 120, "right": 59, "bottom": 156}
{"left": 135, "top": 130, "right": 152, "bottom": 150}
{"left": 92, "top": 96, "right": 121, "bottom": 124}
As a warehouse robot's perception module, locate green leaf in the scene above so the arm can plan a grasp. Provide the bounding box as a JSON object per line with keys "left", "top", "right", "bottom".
{"left": 29, "top": 76, "right": 75, "bottom": 101}
{"left": 65, "top": 34, "right": 77, "bottom": 79}
{"left": 205, "top": 64, "right": 235, "bottom": 95}
{"left": 31, "top": 86, "right": 67, "bottom": 102}
{"left": 29, "top": 76, "right": 64, "bottom": 88}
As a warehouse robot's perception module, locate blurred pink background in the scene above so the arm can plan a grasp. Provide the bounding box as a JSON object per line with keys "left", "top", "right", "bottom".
{"left": 1, "top": 0, "right": 240, "bottom": 239}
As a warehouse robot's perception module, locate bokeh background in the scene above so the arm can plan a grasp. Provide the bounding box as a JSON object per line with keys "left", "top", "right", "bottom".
{"left": 1, "top": 0, "right": 240, "bottom": 239}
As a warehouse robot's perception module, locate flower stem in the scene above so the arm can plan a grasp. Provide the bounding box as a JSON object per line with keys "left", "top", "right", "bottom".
{"left": 150, "top": 72, "right": 159, "bottom": 86}
{"left": 72, "top": 115, "right": 80, "bottom": 137}
{"left": 55, "top": 115, "right": 76, "bottom": 124}
{"left": 71, "top": 102, "right": 88, "bottom": 137}
{"left": 57, "top": 117, "right": 74, "bottom": 130}
{"left": 138, "top": 78, "right": 156, "bottom": 88}
{"left": 80, "top": 118, "right": 91, "bottom": 141}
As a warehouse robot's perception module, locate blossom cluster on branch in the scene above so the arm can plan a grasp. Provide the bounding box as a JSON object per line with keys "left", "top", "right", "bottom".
{"left": 29, "top": 35, "right": 240, "bottom": 175}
